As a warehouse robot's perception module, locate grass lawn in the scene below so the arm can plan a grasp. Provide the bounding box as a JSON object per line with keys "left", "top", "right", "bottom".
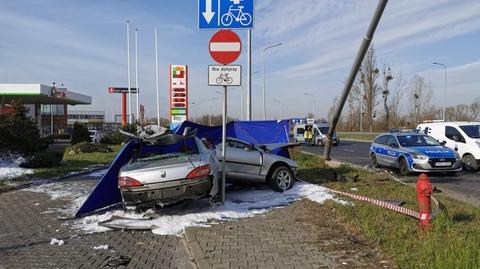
{"left": 8, "top": 144, "right": 123, "bottom": 182}
{"left": 293, "top": 151, "right": 480, "bottom": 269}
{"left": 338, "top": 132, "right": 379, "bottom": 142}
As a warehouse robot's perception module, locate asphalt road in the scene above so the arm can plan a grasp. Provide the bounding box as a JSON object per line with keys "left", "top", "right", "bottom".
{"left": 301, "top": 140, "right": 480, "bottom": 207}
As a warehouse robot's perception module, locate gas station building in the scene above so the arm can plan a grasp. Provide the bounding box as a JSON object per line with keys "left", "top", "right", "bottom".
{"left": 0, "top": 84, "right": 91, "bottom": 135}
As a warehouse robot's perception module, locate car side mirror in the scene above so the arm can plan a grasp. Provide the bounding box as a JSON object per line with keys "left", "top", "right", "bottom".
{"left": 440, "top": 141, "right": 447, "bottom": 146}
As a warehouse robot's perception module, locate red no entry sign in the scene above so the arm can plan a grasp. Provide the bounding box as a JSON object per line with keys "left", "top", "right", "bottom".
{"left": 209, "top": 30, "right": 242, "bottom": 65}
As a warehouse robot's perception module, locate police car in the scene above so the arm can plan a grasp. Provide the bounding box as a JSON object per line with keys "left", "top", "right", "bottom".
{"left": 369, "top": 131, "right": 462, "bottom": 175}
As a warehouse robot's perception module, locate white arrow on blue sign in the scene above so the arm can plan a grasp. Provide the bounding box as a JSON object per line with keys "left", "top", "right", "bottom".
{"left": 198, "top": 0, "right": 254, "bottom": 29}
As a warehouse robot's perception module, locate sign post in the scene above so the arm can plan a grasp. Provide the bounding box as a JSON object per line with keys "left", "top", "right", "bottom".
{"left": 208, "top": 29, "right": 242, "bottom": 204}
{"left": 199, "top": 0, "right": 254, "bottom": 120}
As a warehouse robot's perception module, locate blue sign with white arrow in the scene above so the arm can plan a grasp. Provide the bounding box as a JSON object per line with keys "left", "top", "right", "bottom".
{"left": 199, "top": 0, "right": 254, "bottom": 29}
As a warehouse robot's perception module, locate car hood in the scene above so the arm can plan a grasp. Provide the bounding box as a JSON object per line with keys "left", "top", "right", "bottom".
{"left": 405, "top": 146, "right": 456, "bottom": 158}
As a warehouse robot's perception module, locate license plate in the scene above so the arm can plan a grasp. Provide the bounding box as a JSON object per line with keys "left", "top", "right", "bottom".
{"left": 435, "top": 162, "right": 451, "bottom": 167}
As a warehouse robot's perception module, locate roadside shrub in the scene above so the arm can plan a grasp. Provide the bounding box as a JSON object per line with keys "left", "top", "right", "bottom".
{"left": 20, "top": 151, "right": 63, "bottom": 168}
{"left": 0, "top": 100, "right": 47, "bottom": 154}
{"left": 100, "top": 131, "right": 126, "bottom": 145}
{"left": 71, "top": 122, "right": 91, "bottom": 145}
{"left": 66, "top": 142, "right": 113, "bottom": 155}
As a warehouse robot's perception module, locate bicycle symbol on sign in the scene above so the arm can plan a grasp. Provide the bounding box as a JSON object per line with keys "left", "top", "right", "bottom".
{"left": 216, "top": 73, "right": 233, "bottom": 84}
{"left": 221, "top": 4, "right": 252, "bottom": 26}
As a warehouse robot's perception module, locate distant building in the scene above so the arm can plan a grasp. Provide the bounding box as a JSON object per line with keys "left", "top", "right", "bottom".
{"left": 0, "top": 83, "right": 91, "bottom": 135}
{"left": 68, "top": 110, "right": 105, "bottom": 130}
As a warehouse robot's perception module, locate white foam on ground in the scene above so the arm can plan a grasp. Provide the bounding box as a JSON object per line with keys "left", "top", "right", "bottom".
{"left": 27, "top": 176, "right": 341, "bottom": 236}
{"left": 0, "top": 159, "right": 33, "bottom": 180}
{"left": 84, "top": 169, "right": 109, "bottom": 177}
{"left": 75, "top": 182, "right": 339, "bottom": 236}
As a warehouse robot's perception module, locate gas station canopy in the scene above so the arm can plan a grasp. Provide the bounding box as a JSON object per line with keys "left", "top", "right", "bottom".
{"left": 0, "top": 84, "right": 91, "bottom": 105}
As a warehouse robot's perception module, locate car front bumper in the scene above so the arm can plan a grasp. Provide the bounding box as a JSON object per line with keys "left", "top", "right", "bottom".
{"left": 410, "top": 158, "right": 462, "bottom": 173}
{"left": 120, "top": 176, "right": 212, "bottom": 206}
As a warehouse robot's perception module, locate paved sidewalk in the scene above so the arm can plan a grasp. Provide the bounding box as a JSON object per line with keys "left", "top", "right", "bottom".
{"left": 185, "top": 199, "right": 391, "bottom": 269}
{"left": 0, "top": 178, "right": 392, "bottom": 269}
{"left": 0, "top": 185, "right": 194, "bottom": 269}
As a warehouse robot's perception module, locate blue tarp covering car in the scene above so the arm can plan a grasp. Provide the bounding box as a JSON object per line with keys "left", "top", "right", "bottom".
{"left": 75, "top": 120, "right": 290, "bottom": 217}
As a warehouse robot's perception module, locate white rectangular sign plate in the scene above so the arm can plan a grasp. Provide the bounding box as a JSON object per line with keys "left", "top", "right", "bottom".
{"left": 208, "top": 65, "right": 242, "bottom": 86}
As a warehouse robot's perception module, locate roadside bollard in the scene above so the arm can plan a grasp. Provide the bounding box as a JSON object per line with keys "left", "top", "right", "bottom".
{"left": 416, "top": 173, "right": 432, "bottom": 229}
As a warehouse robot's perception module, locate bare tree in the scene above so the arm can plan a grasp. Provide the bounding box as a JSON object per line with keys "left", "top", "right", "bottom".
{"left": 409, "top": 75, "right": 433, "bottom": 125}
{"left": 381, "top": 65, "right": 394, "bottom": 129}
{"left": 358, "top": 46, "right": 380, "bottom": 132}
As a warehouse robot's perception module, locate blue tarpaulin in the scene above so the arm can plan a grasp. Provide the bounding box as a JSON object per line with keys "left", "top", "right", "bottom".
{"left": 173, "top": 120, "right": 290, "bottom": 144}
{"left": 75, "top": 120, "right": 290, "bottom": 217}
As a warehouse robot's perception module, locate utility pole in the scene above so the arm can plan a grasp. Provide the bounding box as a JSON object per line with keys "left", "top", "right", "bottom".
{"left": 324, "top": 0, "right": 388, "bottom": 160}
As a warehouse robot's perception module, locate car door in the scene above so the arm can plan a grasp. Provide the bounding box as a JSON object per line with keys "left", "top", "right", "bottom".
{"left": 218, "top": 140, "right": 263, "bottom": 175}
{"left": 384, "top": 135, "right": 400, "bottom": 167}
{"left": 445, "top": 126, "right": 466, "bottom": 154}
{"left": 372, "top": 135, "right": 388, "bottom": 165}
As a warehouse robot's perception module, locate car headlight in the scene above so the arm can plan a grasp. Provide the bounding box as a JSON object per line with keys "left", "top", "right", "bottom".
{"left": 412, "top": 153, "right": 428, "bottom": 160}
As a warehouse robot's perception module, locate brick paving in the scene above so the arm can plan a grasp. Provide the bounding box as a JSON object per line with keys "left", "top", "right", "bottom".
{"left": 0, "top": 181, "right": 194, "bottom": 269}
{"left": 0, "top": 177, "right": 392, "bottom": 269}
{"left": 184, "top": 199, "right": 391, "bottom": 269}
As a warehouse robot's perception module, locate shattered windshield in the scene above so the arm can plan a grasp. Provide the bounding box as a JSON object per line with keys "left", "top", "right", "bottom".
{"left": 133, "top": 138, "right": 198, "bottom": 163}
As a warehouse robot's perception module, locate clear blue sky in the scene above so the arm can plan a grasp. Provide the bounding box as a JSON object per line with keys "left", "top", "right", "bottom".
{"left": 0, "top": 0, "right": 479, "bottom": 121}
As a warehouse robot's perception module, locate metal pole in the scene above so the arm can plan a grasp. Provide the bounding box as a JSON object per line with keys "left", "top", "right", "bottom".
{"left": 221, "top": 85, "right": 227, "bottom": 204}
{"left": 247, "top": 29, "right": 252, "bottom": 120}
{"left": 50, "top": 104, "right": 54, "bottom": 134}
{"left": 262, "top": 50, "right": 266, "bottom": 120}
{"left": 444, "top": 68, "right": 447, "bottom": 121}
{"left": 126, "top": 20, "right": 132, "bottom": 125}
{"left": 155, "top": 27, "right": 160, "bottom": 126}
{"left": 208, "top": 100, "right": 212, "bottom": 126}
{"left": 261, "top": 43, "right": 283, "bottom": 120}
{"left": 433, "top": 63, "right": 447, "bottom": 121}
{"left": 240, "top": 85, "right": 244, "bottom": 120}
{"left": 324, "top": 0, "right": 388, "bottom": 160}
{"left": 135, "top": 28, "right": 139, "bottom": 123}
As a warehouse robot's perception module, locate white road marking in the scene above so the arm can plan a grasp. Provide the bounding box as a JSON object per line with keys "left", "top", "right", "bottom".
{"left": 343, "top": 149, "right": 355, "bottom": 153}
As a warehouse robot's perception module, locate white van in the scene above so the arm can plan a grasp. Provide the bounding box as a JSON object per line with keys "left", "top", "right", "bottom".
{"left": 417, "top": 122, "right": 480, "bottom": 171}
{"left": 293, "top": 124, "right": 339, "bottom": 146}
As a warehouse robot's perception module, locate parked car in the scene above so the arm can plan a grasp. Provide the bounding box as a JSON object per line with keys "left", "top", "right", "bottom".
{"left": 369, "top": 131, "right": 462, "bottom": 176}
{"left": 88, "top": 130, "right": 102, "bottom": 143}
{"left": 215, "top": 138, "right": 299, "bottom": 192}
{"left": 293, "top": 124, "right": 339, "bottom": 146}
{"left": 118, "top": 135, "right": 219, "bottom": 207}
{"left": 417, "top": 122, "right": 480, "bottom": 171}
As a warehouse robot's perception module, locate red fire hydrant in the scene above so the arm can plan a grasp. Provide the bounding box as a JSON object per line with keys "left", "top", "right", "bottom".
{"left": 416, "top": 173, "right": 432, "bottom": 229}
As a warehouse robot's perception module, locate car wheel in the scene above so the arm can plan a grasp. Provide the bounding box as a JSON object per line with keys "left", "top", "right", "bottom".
{"left": 398, "top": 157, "right": 409, "bottom": 176}
{"left": 370, "top": 154, "right": 379, "bottom": 168}
{"left": 270, "top": 166, "right": 295, "bottom": 192}
{"left": 462, "top": 154, "right": 478, "bottom": 172}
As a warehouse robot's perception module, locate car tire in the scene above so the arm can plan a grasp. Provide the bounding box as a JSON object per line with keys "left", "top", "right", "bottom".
{"left": 462, "top": 154, "right": 478, "bottom": 172}
{"left": 398, "top": 157, "right": 409, "bottom": 176}
{"left": 371, "top": 154, "right": 379, "bottom": 168}
{"left": 269, "top": 166, "right": 295, "bottom": 192}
